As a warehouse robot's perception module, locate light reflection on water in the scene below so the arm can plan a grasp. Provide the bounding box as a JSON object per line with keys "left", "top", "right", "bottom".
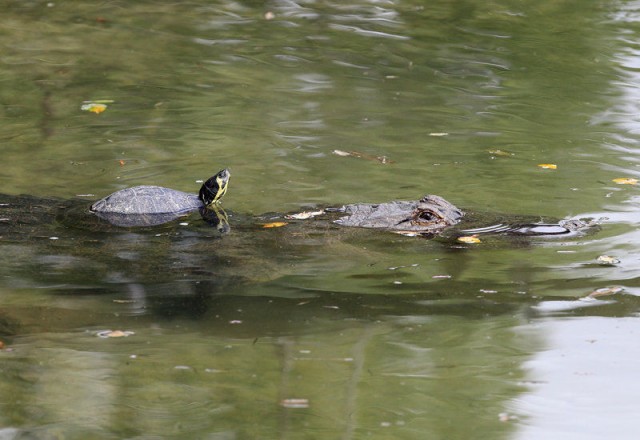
{"left": 1, "top": 0, "right": 640, "bottom": 438}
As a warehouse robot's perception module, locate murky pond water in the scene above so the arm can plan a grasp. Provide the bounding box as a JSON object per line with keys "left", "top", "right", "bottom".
{"left": 2, "top": 1, "right": 640, "bottom": 438}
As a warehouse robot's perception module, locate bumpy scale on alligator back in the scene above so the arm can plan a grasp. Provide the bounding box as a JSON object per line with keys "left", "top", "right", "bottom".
{"left": 333, "top": 195, "right": 464, "bottom": 235}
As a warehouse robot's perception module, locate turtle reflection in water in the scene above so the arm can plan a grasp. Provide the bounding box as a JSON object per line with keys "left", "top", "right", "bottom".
{"left": 89, "top": 169, "right": 593, "bottom": 237}
{"left": 90, "top": 168, "right": 230, "bottom": 229}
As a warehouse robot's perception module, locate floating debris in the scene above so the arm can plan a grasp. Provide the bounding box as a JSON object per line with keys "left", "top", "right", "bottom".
{"left": 285, "top": 210, "right": 324, "bottom": 220}
{"left": 262, "top": 222, "right": 288, "bottom": 228}
{"left": 586, "top": 286, "right": 624, "bottom": 298}
{"left": 81, "top": 100, "right": 113, "bottom": 114}
{"left": 280, "top": 398, "right": 309, "bottom": 409}
{"left": 174, "top": 365, "right": 194, "bottom": 371}
{"left": 488, "top": 149, "right": 514, "bottom": 157}
{"left": 596, "top": 255, "right": 620, "bottom": 265}
{"left": 499, "top": 412, "right": 518, "bottom": 422}
{"left": 612, "top": 177, "right": 638, "bottom": 185}
{"left": 388, "top": 263, "right": 419, "bottom": 270}
{"left": 332, "top": 149, "right": 393, "bottom": 164}
{"left": 96, "top": 330, "right": 135, "bottom": 338}
{"left": 457, "top": 235, "right": 481, "bottom": 244}
{"left": 537, "top": 163, "right": 557, "bottom": 170}
{"left": 393, "top": 231, "right": 421, "bottom": 237}
{"left": 429, "top": 132, "right": 449, "bottom": 137}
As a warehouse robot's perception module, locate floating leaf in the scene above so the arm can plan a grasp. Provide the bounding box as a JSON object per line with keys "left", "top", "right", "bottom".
{"left": 429, "top": 132, "right": 449, "bottom": 137}
{"left": 457, "top": 235, "right": 481, "bottom": 244}
{"left": 612, "top": 177, "right": 638, "bottom": 185}
{"left": 97, "top": 330, "right": 135, "bottom": 338}
{"left": 81, "top": 102, "right": 107, "bottom": 114}
{"left": 285, "top": 210, "right": 324, "bottom": 220}
{"left": 596, "top": 255, "right": 620, "bottom": 265}
{"left": 262, "top": 222, "right": 288, "bottom": 228}
{"left": 537, "top": 163, "right": 557, "bottom": 170}
{"left": 280, "top": 398, "right": 309, "bottom": 409}
{"left": 587, "top": 286, "right": 624, "bottom": 298}
{"left": 332, "top": 149, "right": 393, "bottom": 164}
{"left": 393, "top": 231, "right": 420, "bottom": 237}
{"left": 488, "top": 149, "right": 514, "bottom": 157}
{"left": 118, "top": 159, "right": 126, "bottom": 167}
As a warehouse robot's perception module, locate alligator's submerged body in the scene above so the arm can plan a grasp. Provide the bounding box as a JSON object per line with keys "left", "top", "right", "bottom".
{"left": 327, "top": 195, "right": 592, "bottom": 237}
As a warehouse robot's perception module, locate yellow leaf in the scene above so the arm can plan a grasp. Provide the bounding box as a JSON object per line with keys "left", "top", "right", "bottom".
{"left": 457, "top": 235, "right": 481, "bottom": 244}
{"left": 537, "top": 163, "right": 557, "bottom": 170}
{"left": 612, "top": 177, "right": 638, "bottom": 185}
{"left": 81, "top": 102, "right": 107, "bottom": 114}
{"left": 262, "top": 222, "right": 288, "bottom": 228}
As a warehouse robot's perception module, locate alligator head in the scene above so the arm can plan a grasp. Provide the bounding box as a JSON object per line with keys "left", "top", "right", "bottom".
{"left": 334, "top": 195, "right": 464, "bottom": 235}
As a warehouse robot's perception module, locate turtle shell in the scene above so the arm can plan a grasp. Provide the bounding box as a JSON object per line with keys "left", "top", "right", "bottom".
{"left": 90, "top": 186, "right": 202, "bottom": 215}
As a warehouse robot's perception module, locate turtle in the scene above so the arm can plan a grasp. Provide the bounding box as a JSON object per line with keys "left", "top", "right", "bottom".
{"left": 90, "top": 168, "right": 230, "bottom": 227}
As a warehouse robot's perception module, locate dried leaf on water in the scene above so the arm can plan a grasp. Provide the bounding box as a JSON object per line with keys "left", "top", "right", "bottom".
{"left": 81, "top": 100, "right": 113, "bottom": 114}
{"left": 537, "top": 163, "right": 557, "bottom": 170}
{"left": 596, "top": 255, "right": 620, "bottom": 265}
{"left": 612, "top": 177, "right": 638, "bottom": 185}
{"left": 262, "top": 222, "right": 288, "bottom": 228}
{"left": 393, "top": 231, "right": 421, "bottom": 237}
{"left": 586, "top": 286, "right": 624, "bottom": 299}
{"left": 332, "top": 149, "right": 393, "bottom": 164}
{"left": 81, "top": 102, "right": 107, "bottom": 114}
{"left": 285, "top": 210, "right": 324, "bottom": 220}
{"left": 488, "top": 149, "right": 514, "bottom": 157}
{"left": 457, "top": 235, "right": 481, "bottom": 244}
{"left": 97, "top": 330, "right": 135, "bottom": 338}
{"left": 280, "top": 398, "right": 309, "bottom": 408}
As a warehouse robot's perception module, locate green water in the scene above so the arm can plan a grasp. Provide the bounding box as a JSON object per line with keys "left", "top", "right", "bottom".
{"left": 1, "top": 1, "right": 640, "bottom": 438}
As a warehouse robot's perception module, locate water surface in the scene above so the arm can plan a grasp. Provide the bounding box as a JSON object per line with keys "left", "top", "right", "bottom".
{"left": 1, "top": 1, "right": 640, "bottom": 439}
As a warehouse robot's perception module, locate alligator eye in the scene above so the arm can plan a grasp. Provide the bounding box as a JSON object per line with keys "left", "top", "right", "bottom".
{"left": 418, "top": 211, "right": 437, "bottom": 221}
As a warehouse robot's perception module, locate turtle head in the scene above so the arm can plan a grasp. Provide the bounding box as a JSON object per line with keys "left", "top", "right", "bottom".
{"left": 199, "top": 168, "right": 230, "bottom": 207}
